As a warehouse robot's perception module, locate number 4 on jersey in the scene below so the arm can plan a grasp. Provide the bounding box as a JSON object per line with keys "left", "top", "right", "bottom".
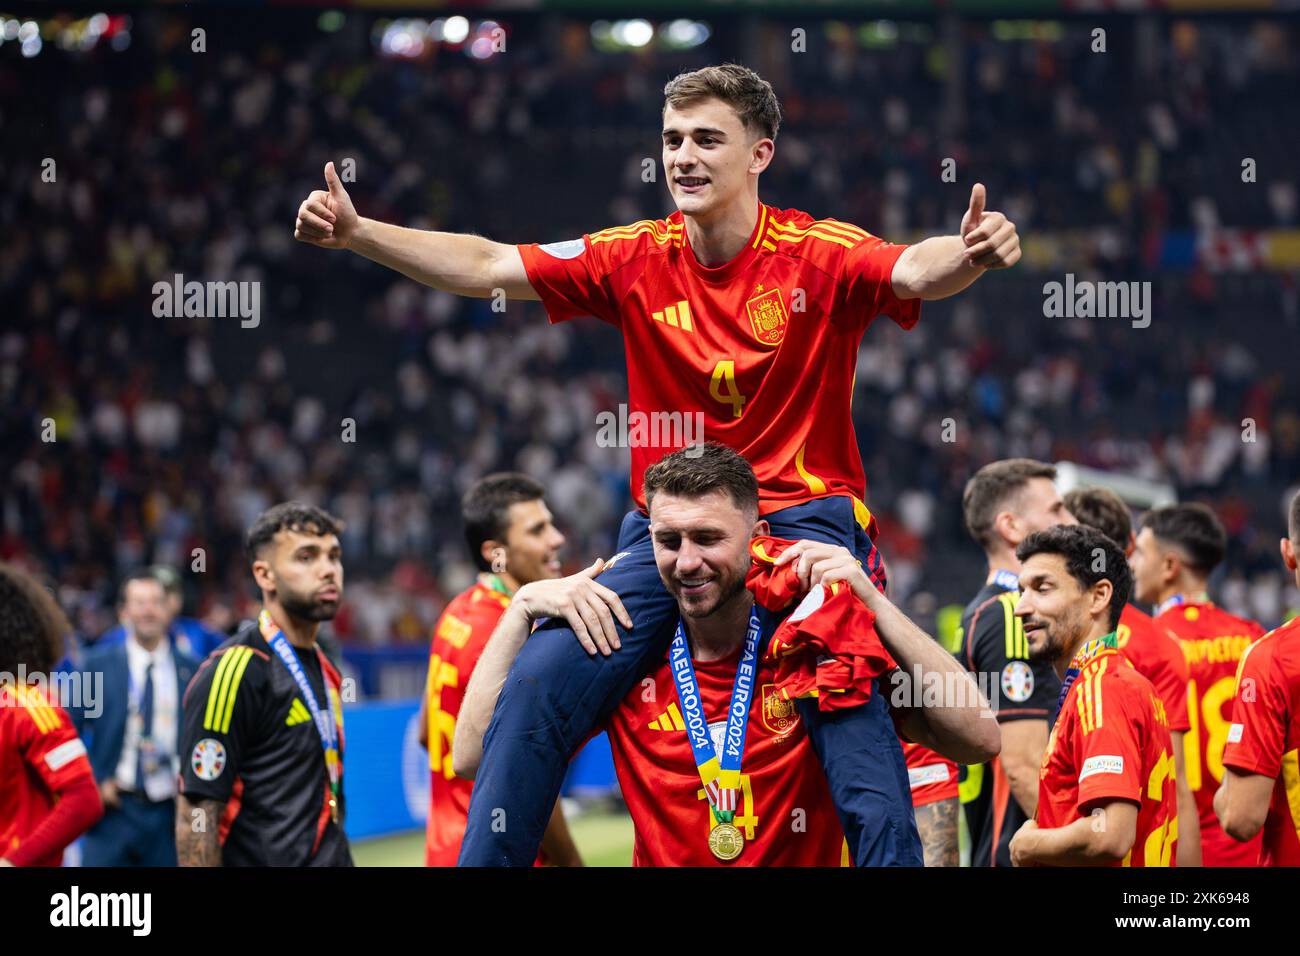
{"left": 710, "top": 360, "right": 746, "bottom": 418}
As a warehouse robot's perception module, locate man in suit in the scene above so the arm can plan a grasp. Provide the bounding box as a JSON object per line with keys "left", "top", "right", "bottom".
{"left": 91, "top": 565, "right": 226, "bottom": 661}
{"left": 72, "top": 570, "right": 198, "bottom": 866}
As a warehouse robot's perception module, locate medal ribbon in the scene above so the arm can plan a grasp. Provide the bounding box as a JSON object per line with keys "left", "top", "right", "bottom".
{"left": 1050, "top": 630, "right": 1118, "bottom": 727}
{"left": 667, "top": 606, "right": 761, "bottom": 825}
{"left": 258, "top": 610, "right": 343, "bottom": 818}
{"left": 1154, "top": 592, "right": 1208, "bottom": 617}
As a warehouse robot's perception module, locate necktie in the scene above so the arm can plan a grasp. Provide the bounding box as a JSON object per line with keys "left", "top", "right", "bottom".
{"left": 135, "top": 661, "right": 155, "bottom": 792}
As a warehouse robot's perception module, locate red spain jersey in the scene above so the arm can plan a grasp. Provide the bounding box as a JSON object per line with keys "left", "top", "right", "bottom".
{"left": 1223, "top": 615, "right": 1300, "bottom": 866}
{"left": 902, "top": 741, "right": 959, "bottom": 807}
{"left": 1157, "top": 600, "right": 1266, "bottom": 865}
{"left": 601, "top": 642, "right": 849, "bottom": 866}
{"left": 1117, "top": 605, "right": 1191, "bottom": 733}
{"left": 0, "top": 683, "right": 95, "bottom": 867}
{"left": 517, "top": 203, "right": 919, "bottom": 520}
{"left": 1036, "top": 649, "right": 1177, "bottom": 867}
{"left": 424, "top": 578, "right": 513, "bottom": 867}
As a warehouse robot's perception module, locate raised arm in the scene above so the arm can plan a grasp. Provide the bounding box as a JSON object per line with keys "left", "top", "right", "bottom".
{"left": 451, "top": 601, "right": 534, "bottom": 781}
{"left": 890, "top": 183, "right": 1020, "bottom": 301}
{"left": 294, "top": 162, "right": 539, "bottom": 301}
{"left": 775, "top": 541, "right": 1001, "bottom": 764}
{"left": 452, "top": 559, "right": 632, "bottom": 780}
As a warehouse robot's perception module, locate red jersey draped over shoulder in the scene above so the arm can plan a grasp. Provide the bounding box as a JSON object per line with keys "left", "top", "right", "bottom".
{"left": 516, "top": 203, "right": 919, "bottom": 521}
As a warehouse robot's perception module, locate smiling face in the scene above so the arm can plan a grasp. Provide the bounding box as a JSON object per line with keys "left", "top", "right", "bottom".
{"left": 1015, "top": 552, "right": 1113, "bottom": 666}
{"left": 497, "top": 499, "right": 565, "bottom": 586}
{"left": 662, "top": 96, "right": 772, "bottom": 221}
{"left": 254, "top": 528, "right": 344, "bottom": 622}
{"left": 121, "top": 577, "right": 170, "bottom": 646}
{"left": 648, "top": 489, "right": 758, "bottom": 619}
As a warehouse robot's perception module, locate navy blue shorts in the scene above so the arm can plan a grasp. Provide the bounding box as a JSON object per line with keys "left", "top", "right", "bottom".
{"left": 459, "top": 494, "right": 922, "bottom": 866}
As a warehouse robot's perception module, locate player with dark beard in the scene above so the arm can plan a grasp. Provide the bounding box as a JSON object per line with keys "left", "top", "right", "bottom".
{"left": 176, "top": 503, "right": 352, "bottom": 866}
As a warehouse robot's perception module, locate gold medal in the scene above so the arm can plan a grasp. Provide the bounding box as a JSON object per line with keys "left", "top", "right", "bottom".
{"left": 329, "top": 797, "right": 340, "bottom": 825}
{"left": 708, "top": 823, "right": 744, "bottom": 861}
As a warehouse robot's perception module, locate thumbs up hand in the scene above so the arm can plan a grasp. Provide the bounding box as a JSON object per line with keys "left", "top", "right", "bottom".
{"left": 294, "top": 161, "right": 358, "bottom": 250}
{"left": 959, "top": 183, "right": 1020, "bottom": 270}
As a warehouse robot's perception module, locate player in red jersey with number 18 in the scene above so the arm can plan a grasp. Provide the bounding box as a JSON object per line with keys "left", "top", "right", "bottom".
{"left": 418, "top": 473, "right": 581, "bottom": 867}
{"left": 1216, "top": 489, "right": 1300, "bottom": 866}
{"left": 296, "top": 63, "right": 1021, "bottom": 866}
{"left": 0, "top": 563, "right": 103, "bottom": 867}
{"left": 1131, "top": 503, "right": 1267, "bottom": 866}
{"left": 1009, "top": 527, "right": 1177, "bottom": 868}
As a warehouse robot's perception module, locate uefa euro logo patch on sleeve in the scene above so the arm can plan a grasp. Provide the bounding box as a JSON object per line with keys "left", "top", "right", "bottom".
{"left": 539, "top": 238, "right": 586, "bottom": 260}
{"left": 191, "top": 738, "right": 227, "bottom": 781}
{"left": 1001, "top": 660, "right": 1034, "bottom": 703}
{"left": 745, "top": 286, "right": 788, "bottom": 346}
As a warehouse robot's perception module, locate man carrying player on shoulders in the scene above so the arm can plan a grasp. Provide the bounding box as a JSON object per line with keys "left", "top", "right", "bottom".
{"left": 454, "top": 444, "right": 998, "bottom": 866}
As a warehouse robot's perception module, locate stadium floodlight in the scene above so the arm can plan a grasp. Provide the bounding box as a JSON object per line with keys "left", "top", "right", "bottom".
{"left": 1054, "top": 461, "right": 1177, "bottom": 510}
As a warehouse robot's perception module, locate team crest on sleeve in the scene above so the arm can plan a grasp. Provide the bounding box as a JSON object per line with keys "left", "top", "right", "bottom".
{"left": 1001, "top": 660, "right": 1034, "bottom": 703}
{"left": 538, "top": 238, "right": 586, "bottom": 260}
{"left": 745, "top": 285, "right": 789, "bottom": 346}
{"left": 191, "top": 738, "right": 227, "bottom": 781}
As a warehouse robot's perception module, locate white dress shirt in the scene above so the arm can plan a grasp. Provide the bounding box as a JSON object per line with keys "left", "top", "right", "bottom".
{"left": 114, "top": 632, "right": 179, "bottom": 801}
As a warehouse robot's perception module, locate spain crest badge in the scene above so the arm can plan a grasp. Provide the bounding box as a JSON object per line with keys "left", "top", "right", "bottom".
{"left": 745, "top": 286, "right": 788, "bottom": 346}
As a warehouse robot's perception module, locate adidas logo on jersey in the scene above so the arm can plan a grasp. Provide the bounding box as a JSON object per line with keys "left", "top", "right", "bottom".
{"left": 651, "top": 299, "right": 693, "bottom": 332}
{"left": 647, "top": 702, "right": 686, "bottom": 732}
{"left": 285, "top": 699, "right": 311, "bottom": 727}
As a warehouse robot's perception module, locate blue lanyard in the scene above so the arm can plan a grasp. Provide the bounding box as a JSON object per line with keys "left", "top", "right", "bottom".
{"left": 992, "top": 569, "right": 1020, "bottom": 592}
{"left": 667, "top": 606, "right": 761, "bottom": 824}
{"left": 258, "top": 611, "right": 340, "bottom": 786}
{"left": 1155, "top": 593, "right": 1208, "bottom": 617}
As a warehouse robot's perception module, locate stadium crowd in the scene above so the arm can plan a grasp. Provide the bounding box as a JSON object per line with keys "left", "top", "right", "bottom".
{"left": 2, "top": 10, "right": 1298, "bottom": 656}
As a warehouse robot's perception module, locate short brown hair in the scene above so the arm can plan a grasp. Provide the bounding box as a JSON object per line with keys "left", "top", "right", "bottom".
{"left": 962, "top": 458, "right": 1058, "bottom": 552}
{"left": 1064, "top": 487, "right": 1133, "bottom": 549}
{"left": 0, "top": 563, "right": 70, "bottom": 675}
{"left": 643, "top": 443, "right": 759, "bottom": 517}
{"left": 663, "top": 63, "right": 782, "bottom": 141}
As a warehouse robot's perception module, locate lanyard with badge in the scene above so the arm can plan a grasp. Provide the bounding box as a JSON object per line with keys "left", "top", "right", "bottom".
{"left": 128, "top": 653, "right": 164, "bottom": 779}
{"left": 992, "top": 569, "right": 1020, "bottom": 592}
{"left": 667, "top": 605, "right": 761, "bottom": 862}
{"left": 259, "top": 610, "right": 344, "bottom": 825}
{"left": 1155, "top": 592, "right": 1209, "bottom": 617}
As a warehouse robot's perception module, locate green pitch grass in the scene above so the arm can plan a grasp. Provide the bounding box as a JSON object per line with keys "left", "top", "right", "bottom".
{"left": 353, "top": 806, "right": 636, "bottom": 867}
